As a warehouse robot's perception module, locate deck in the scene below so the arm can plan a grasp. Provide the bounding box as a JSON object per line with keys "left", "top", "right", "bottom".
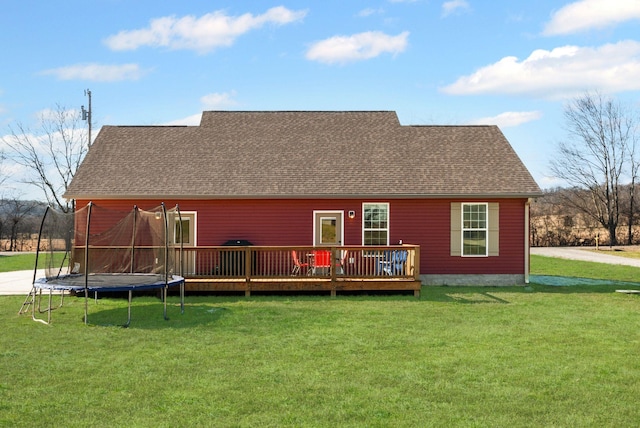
{"left": 179, "top": 245, "right": 422, "bottom": 297}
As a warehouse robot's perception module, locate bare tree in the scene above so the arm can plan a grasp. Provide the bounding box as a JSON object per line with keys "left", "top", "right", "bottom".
{"left": 0, "top": 149, "right": 7, "bottom": 189}
{"left": 550, "top": 92, "right": 637, "bottom": 246}
{"left": 625, "top": 134, "right": 640, "bottom": 244}
{"left": 4, "top": 105, "right": 88, "bottom": 212}
{"left": 2, "top": 196, "right": 38, "bottom": 251}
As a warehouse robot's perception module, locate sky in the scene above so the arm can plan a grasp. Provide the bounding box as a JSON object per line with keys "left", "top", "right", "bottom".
{"left": 1, "top": 0, "right": 640, "bottom": 200}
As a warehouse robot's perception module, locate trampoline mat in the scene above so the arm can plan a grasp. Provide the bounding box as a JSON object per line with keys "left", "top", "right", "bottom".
{"left": 34, "top": 273, "right": 184, "bottom": 292}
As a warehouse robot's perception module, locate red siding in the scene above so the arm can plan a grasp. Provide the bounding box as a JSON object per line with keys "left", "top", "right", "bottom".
{"left": 75, "top": 197, "right": 528, "bottom": 275}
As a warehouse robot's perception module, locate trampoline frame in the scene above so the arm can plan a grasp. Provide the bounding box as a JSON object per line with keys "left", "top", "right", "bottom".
{"left": 29, "top": 274, "right": 184, "bottom": 327}
{"left": 20, "top": 202, "right": 186, "bottom": 327}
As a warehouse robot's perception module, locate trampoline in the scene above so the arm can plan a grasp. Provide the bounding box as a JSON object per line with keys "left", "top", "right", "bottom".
{"left": 31, "top": 273, "right": 184, "bottom": 327}
{"left": 20, "top": 202, "right": 186, "bottom": 326}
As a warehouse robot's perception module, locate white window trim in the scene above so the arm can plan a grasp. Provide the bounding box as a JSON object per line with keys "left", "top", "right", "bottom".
{"left": 461, "top": 202, "right": 488, "bottom": 257}
{"left": 362, "top": 202, "right": 390, "bottom": 246}
{"left": 174, "top": 211, "right": 197, "bottom": 247}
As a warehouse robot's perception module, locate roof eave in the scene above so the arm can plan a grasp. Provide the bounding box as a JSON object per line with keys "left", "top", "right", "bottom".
{"left": 64, "top": 191, "right": 544, "bottom": 201}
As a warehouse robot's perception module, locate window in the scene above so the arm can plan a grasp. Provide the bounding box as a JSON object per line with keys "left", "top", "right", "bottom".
{"left": 451, "top": 202, "right": 499, "bottom": 257}
{"left": 174, "top": 218, "right": 191, "bottom": 245}
{"left": 320, "top": 217, "right": 337, "bottom": 244}
{"left": 462, "top": 203, "right": 487, "bottom": 256}
{"left": 363, "top": 203, "right": 389, "bottom": 245}
{"left": 173, "top": 213, "right": 196, "bottom": 246}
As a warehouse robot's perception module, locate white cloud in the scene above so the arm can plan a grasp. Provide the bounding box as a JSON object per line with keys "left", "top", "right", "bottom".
{"left": 358, "top": 8, "right": 385, "bottom": 17}
{"left": 306, "top": 31, "right": 409, "bottom": 64}
{"left": 440, "top": 40, "right": 640, "bottom": 98}
{"left": 543, "top": 0, "right": 640, "bottom": 35}
{"left": 201, "top": 91, "right": 238, "bottom": 109}
{"left": 104, "top": 6, "right": 307, "bottom": 53}
{"left": 442, "top": 0, "right": 470, "bottom": 18}
{"left": 0, "top": 155, "right": 26, "bottom": 177}
{"left": 468, "top": 111, "right": 542, "bottom": 128}
{"left": 162, "top": 91, "right": 239, "bottom": 126}
{"left": 40, "top": 63, "right": 145, "bottom": 82}
{"left": 35, "top": 107, "right": 80, "bottom": 123}
{"left": 163, "top": 114, "right": 202, "bottom": 126}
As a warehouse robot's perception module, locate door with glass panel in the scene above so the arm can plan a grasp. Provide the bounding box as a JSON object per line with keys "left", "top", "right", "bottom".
{"left": 313, "top": 211, "right": 343, "bottom": 274}
{"left": 314, "top": 211, "right": 343, "bottom": 246}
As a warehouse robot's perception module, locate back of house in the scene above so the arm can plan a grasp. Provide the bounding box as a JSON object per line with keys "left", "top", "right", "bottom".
{"left": 65, "top": 110, "right": 542, "bottom": 287}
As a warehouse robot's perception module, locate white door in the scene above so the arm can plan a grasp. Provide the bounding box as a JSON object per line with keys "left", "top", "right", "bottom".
{"left": 174, "top": 212, "right": 196, "bottom": 275}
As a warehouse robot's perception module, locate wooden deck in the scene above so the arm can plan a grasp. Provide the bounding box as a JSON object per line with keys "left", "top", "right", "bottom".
{"left": 179, "top": 245, "right": 422, "bottom": 297}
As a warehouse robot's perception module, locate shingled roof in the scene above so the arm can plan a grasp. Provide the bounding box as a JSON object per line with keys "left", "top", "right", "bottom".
{"left": 64, "top": 111, "right": 541, "bottom": 199}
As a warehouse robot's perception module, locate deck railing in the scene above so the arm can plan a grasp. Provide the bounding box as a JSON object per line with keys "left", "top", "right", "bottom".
{"left": 177, "top": 245, "right": 420, "bottom": 281}
{"left": 69, "top": 244, "right": 421, "bottom": 296}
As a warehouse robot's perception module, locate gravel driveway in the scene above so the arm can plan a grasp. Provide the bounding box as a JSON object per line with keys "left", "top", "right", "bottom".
{"left": 531, "top": 247, "right": 640, "bottom": 267}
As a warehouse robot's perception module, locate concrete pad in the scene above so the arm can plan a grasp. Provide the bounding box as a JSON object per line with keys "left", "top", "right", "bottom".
{"left": 0, "top": 270, "right": 41, "bottom": 296}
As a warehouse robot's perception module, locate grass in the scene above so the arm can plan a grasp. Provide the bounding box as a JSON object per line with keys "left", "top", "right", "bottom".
{"left": 0, "top": 252, "right": 67, "bottom": 273}
{"left": 1, "top": 255, "right": 640, "bottom": 426}
{"left": 588, "top": 248, "right": 640, "bottom": 260}
{"left": 531, "top": 254, "right": 640, "bottom": 283}
{"left": 0, "top": 253, "right": 36, "bottom": 272}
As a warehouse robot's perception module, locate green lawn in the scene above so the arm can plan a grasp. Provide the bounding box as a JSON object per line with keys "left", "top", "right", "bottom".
{"left": 0, "top": 253, "right": 36, "bottom": 272}
{"left": 1, "top": 256, "right": 639, "bottom": 426}
{"left": 531, "top": 254, "right": 640, "bottom": 283}
{"left": 0, "top": 253, "right": 71, "bottom": 273}
{"left": 587, "top": 248, "right": 640, "bottom": 260}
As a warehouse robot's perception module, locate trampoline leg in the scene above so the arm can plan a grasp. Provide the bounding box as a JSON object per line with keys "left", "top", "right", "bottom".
{"left": 84, "top": 288, "right": 89, "bottom": 325}
{"left": 47, "top": 289, "right": 52, "bottom": 324}
{"left": 180, "top": 281, "right": 184, "bottom": 314}
{"left": 123, "top": 290, "right": 132, "bottom": 328}
{"left": 163, "top": 286, "right": 169, "bottom": 321}
{"left": 18, "top": 287, "right": 36, "bottom": 315}
{"left": 29, "top": 289, "right": 50, "bottom": 325}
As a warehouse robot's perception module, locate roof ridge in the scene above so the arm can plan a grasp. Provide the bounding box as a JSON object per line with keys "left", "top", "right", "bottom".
{"left": 201, "top": 110, "right": 396, "bottom": 113}
{"left": 407, "top": 124, "right": 496, "bottom": 128}
{"left": 109, "top": 125, "right": 189, "bottom": 128}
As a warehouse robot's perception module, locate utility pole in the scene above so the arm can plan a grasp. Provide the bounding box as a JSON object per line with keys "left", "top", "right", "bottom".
{"left": 81, "top": 89, "right": 92, "bottom": 147}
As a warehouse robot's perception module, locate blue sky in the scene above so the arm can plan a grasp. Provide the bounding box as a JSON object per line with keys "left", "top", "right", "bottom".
{"left": 2, "top": 0, "right": 640, "bottom": 199}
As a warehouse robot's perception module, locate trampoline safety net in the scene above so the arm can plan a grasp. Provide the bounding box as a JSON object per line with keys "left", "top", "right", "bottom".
{"left": 36, "top": 202, "right": 182, "bottom": 281}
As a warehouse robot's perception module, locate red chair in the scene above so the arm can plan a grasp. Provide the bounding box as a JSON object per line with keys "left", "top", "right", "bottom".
{"left": 311, "top": 250, "right": 331, "bottom": 275}
{"left": 291, "top": 250, "right": 309, "bottom": 276}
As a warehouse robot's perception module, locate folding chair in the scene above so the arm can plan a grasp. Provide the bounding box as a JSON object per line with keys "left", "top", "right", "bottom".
{"left": 291, "top": 250, "right": 309, "bottom": 276}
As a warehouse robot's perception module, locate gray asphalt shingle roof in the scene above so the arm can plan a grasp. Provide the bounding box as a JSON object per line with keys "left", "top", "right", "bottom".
{"left": 64, "top": 111, "right": 541, "bottom": 199}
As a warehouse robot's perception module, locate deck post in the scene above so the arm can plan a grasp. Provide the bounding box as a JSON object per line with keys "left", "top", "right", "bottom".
{"left": 412, "top": 245, "right": 421, "bottom": 298}
{"left": 245, "top": 247, "right": 252, "bottom": 297}
{"left": 330, "top": 246, "right": 337, "bottom": 298}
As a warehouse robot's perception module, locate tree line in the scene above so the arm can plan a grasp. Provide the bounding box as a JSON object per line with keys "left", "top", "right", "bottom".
{"left": 0, "top": 198, "right": 47, "bottom": 251}
{"left": 530, "top": 185, "right": 640, "bottom": 247}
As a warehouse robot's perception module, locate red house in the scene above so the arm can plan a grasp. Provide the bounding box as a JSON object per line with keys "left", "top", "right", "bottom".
{"left": 64, "top": 111, "right": 541, "bottom": 292}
